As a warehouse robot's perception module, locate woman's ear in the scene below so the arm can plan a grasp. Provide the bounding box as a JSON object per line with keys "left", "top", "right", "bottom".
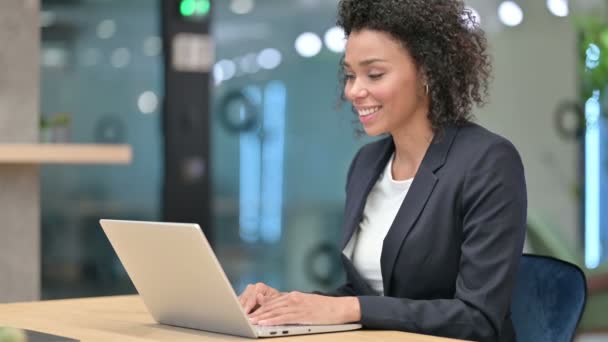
{"left": 417, "top": 72, "right": 430, "bottom": 99}
{"left": 416, "top": 66, "right": 430, "bottom": 96}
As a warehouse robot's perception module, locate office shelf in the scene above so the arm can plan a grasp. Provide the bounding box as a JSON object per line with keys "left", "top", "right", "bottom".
{"left": 0, "top": 144, "right": 132, "bottom": 164}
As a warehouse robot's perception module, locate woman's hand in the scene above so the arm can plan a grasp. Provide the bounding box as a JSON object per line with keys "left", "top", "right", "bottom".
{"left": 248, "top": 291, "right": 361, "bottom": 326}
{"left": 238, "top": 283, "right": 282, "bottom": 314}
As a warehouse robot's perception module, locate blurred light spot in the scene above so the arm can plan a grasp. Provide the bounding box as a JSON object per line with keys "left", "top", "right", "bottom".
{"left": 143, "top": 36, "right": 162, "bottom": 57}
{"left": 111, "top": 48, "right": 131, "bottom": 68}
{"left": 463, "top": 6, "right": 481, "bottom": 30}
{"left": 97, "top": 19, "right": 116, "bottom": 39}
{"left": 295, "top": 32, "right": 322, "bottom": 58}
{"left": 217, "top": 59, "right": 237, "bottom": 81}
{"left": 498, "top": 1, "right": 523, "bottom": 27}
{"left": 547, "top": 0, "right": 568, "bottom": 17}
{"left": 41, "top": 48, "right": 67, "bottom": 68}
{"left": 257, "top": 48, "right": 282, "bottom": 69}
{"left": 586, "top": 43, "right": 600, "bottom": 69}
{"left": 213, "top": 64, "right": 224, "bottom": 85}
{"left": 324, "top": 26, "right": 346, "bottom": 53}
{"left": 138, "top": 91, "right": 159, "bottom": 114}
{"left": 230, "top": 0, "right": 254, "bottom": 14}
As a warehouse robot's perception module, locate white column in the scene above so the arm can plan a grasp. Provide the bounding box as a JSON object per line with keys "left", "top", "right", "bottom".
{"left": 0, "top": 0, "right": 41, "bottom": 302}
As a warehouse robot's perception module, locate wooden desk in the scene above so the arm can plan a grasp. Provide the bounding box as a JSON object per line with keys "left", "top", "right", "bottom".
{"left": 0, "top": 295, "right": 467, "bottom": 341}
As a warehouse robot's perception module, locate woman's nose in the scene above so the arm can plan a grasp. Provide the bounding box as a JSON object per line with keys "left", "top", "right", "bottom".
{"left": 346, "top": 80, "right": 368, "bottom": 100}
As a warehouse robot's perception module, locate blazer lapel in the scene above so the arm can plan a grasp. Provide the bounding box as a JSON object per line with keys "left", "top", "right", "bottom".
{"left": 381, "top": 126, "right": 458, "bottom": 294}
{"left": 340, "top": 137, "right": 394, "bottom": 250}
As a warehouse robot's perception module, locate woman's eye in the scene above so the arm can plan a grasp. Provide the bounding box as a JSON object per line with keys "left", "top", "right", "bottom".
{"left": 369, "top": 73, "right": 384, "bottom": 80}
{"left": 344, "top": 74, "right": 355, "bottom": 80}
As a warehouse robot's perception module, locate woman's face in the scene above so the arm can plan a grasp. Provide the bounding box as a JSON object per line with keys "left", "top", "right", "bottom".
{"left": 343, "top": 29, "right": 428, "bottom": 136}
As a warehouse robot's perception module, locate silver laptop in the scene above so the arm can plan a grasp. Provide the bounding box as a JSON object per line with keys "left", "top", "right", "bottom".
{"left": 99, "top": 219, "right": 362, "bottom": 338}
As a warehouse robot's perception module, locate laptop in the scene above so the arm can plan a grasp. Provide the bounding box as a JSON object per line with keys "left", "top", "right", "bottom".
{"left": 99, "top": 219, "right": 362, "bottom": 338}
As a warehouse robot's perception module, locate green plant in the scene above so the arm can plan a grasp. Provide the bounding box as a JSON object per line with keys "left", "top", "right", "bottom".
{"left": 575, "top": 14, "right": 608, "bottom": 113}
{"left": 0, "top": 327, "right": 26, "bottom": 342}
{"left": 40, "top": 112, "right": 70, "bottom": 129}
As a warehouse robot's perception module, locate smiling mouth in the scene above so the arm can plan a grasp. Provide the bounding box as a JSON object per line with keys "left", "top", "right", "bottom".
{"left": 358, "top": 106, "right": 382, "bottom": 116}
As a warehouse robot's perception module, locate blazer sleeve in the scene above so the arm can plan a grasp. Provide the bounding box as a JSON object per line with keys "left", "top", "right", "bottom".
{"left": 314, "top": 279, "right": 358, "bottom": 296}
{"left": 356, "top": 140, "right": 527, "bottom": 342}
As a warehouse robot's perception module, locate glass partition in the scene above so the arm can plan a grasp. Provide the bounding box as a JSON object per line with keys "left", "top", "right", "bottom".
{"left": 40, "top": 0, "right": 163, "bottom": 298}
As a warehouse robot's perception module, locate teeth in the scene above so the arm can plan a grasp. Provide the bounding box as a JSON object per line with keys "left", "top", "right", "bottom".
{"left": 359, "top": 106, "right": 381, "bottom": 116}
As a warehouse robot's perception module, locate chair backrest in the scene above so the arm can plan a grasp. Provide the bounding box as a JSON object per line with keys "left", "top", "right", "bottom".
{"left": 511, "top": 254, "right": 587, "bottom": 342}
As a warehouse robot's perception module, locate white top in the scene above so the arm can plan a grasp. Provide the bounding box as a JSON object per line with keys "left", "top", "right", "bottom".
{"left": 342, "top": 153, "right": 413, "bottom": 295}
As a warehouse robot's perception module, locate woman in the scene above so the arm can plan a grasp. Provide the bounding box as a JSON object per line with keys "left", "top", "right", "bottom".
{"left": 239, "top": 0, "right": 527, "bottom": 341}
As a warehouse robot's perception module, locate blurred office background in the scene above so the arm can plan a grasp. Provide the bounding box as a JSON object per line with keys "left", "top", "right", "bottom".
{"left": 9, "top": 0, "right": 608, "bottom": 338}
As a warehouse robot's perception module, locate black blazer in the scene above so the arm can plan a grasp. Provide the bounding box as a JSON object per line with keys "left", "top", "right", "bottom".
{"left": 326, "top": 123, "right": 527, "bottom": 342}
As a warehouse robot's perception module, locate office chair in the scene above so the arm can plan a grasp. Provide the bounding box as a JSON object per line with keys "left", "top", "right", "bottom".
{"left": 511, "top": 254, "right": 587, "bottom": 342}
{"left": 526, "top": 213, "right": 608, "bottom": 331}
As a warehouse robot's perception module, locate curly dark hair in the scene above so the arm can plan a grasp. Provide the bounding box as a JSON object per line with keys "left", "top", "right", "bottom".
{"left": 337, "top": 0, "right": 492, "bottom": 132}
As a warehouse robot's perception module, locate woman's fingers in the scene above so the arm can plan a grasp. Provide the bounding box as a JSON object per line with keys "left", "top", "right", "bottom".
{"left": 243, "top": 293, "right": 260, "bottom": 314}
{"left": 238, "top": 288, "right": 249, "bottom": 306}
{"left": 249, "top": 292, "right": 292, "bottom": 318}
{"left": 240, "top": 283, "right": 280, "bottom": 314}
{"left": 250, "top": 306, "right": 294, "bottom": 325}
{"left": 239, "top": 284, "right": 258, "bottom": 313}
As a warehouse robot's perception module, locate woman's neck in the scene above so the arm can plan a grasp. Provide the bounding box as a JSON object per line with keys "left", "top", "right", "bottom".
{"left": 390, "top": 118, "right": 434, "bottom": 181}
